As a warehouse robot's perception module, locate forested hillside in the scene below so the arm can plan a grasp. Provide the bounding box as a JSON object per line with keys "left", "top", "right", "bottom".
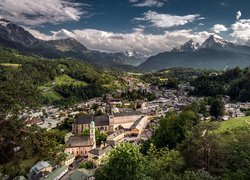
{"left": 0, "top": 48, "right": 121, "bottom": 112}
{"left": 191, "top": 67, "right": 250, "bottom": 102}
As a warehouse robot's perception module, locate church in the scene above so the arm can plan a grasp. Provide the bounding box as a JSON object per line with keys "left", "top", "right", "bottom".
{"left": 65, "top": 121, "right": 96, "bottom": 157}
{"left": 66, "top": 111, "right": 148, "bottom": 157}
{"left": 72, "top": 111, "right": 144, "bottom": 135}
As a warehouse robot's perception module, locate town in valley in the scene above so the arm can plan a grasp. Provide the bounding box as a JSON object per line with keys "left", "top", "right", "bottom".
{"left": 0, "top": 0, "right": 250, "bottom": 179}
{"left": 12, "top": 71, "right": 250, "bottom": 180}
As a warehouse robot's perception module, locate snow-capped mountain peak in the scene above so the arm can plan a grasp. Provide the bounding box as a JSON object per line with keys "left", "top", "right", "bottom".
{"left": 199, "top": 34, "right": 231, "bottom": 49}
{"left": 123, "top": 50, "right": 148, "bottom": 58}
{"left": 171, "top": 34, "right": 235, "bottom": 53}
{"left": 124, "top": 50, "right": 135, "bottom": 57}
{"left": 171, "top": 39, "right": 200, "bottom": 52}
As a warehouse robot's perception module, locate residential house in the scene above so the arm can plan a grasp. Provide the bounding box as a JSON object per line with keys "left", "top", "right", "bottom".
{"left": 31, "top": 161, "right": 52, "bottom": 175}
{"left": 28, "top": 161, "right": 52, "bottom": 180}
{"left": 62, "top": 153, "right": 75, "bottom": 166}
{"left": 25, "top": 117, "right": 43, "bottom": 127}
{"left": 88, "top": 145, "right": 114, "bottom": 166}
{"left": 106, "top": 130, "right": 125, "bottom": 146}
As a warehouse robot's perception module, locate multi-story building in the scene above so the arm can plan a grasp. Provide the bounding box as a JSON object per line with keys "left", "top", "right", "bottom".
{"left": 72, "top": 111, "right": 145, "bottom": 134}
{"left": 72, "top": 115, "right": 109, "bottom": 135}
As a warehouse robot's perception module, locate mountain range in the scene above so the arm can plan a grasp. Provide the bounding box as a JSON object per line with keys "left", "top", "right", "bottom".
{"left": 0, "top": 18, "right": 146, "bottom": 68}
{"left": 1, "top": 18, "right": 250, "bottom": 71}
{"left": 139, "top": 35, "right": 250, "bottom": 71}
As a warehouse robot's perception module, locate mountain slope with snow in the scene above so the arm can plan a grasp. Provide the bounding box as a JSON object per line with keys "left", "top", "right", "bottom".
{"left": 171, "top": 40, "right": 200, "bottom": 52}
{"left": 0, "top": 18, "right": 40, "bottom": 47}
{"left": 140, "top": 35, "right": 250, "bottom": 71}
{"left": 199, "top": 35, "right": 234, "bottom": 49}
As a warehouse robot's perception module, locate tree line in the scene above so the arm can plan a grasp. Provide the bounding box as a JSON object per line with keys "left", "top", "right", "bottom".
{"left": 191, "top": 67, "right": 250, "bottom": 102}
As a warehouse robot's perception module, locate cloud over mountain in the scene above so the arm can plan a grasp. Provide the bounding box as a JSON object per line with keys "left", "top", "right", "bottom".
{"left": 211, "top": 24, "right": 228, "bottom": 33}
{"left": 25, "top": 27, "right": 210, "bottom": 55}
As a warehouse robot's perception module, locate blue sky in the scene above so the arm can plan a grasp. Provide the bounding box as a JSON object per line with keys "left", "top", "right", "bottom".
{"left": 0, "top": 0, "right": 250, "bottom": 55}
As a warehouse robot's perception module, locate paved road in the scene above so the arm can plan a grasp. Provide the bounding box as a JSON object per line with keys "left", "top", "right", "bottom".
{"left": 61, "top": 169, "right": 74, "bottom": 180}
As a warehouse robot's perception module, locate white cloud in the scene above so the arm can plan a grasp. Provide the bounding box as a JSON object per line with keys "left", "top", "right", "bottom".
{"left": 231, "top": 19, "right": 250, "bottom": 45}
{"left": 129, "top": 0, "right": 166, "bottom": 7}
{"left": 236, "top": 11, "right": 242, "bottom": 20}
{"left": 211, "top": 24, "right": 228, "bottom": 33}
{"left": 26, "top": 27, "right": 211, "bottom": 55}
{"left": 134, "top": 11, "right": 202, "bottom": 28}
{"left": 0, "top": 0, "right": 88, "bottom": 26}
{"left": 51, "top": 29, "right": 76, "bottom": 39}
{"left": 22, "top": 27, "right": 53, "bottom": 41}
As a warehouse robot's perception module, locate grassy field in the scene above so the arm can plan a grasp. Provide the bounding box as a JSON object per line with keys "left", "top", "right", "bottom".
{"left": 39, "top": 74, "right": 88, "bottom": 91}
{"left": 54, "top": 74, "right": 88, "bottom": 86}
{"left": 42, "top": 91, "right": 62, "bottom": 103}
{"left": 39, "top": 74, "right": 89, "bottom": 103}
{"left": 160, "top": 78, "right": 168, "bottom": 82}
{"left": 216, "top": 116, "right": 250, "bottom": 133}
{"left": 0, "top": 63, "right": 21, "bottom": 67}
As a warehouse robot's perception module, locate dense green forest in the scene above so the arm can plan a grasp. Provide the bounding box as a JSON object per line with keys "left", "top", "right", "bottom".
{"left": 0, "top": 48, "right": 121, "bottom": 112}
{"left": 191, "top": 67, "right": 250, "bottom": 101}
